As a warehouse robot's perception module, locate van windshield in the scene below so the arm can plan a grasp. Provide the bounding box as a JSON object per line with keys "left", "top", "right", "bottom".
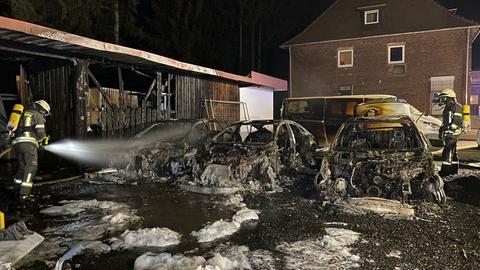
{"left": 283, "top": 99, "right": 325, "bottom": 120}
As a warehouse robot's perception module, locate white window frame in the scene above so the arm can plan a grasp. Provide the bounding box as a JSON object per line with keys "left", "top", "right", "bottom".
{"left": 364, "top": 9, "right": 379, "bottom": 25}
{"left": 337, "top": 49, "right": 354, "bottom": 68}
{"left": 388, "top": 44, "right": 405, "bottom": 64}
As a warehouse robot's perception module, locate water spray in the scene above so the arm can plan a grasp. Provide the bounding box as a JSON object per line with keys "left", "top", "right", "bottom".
{"left": 43, "top": 126, "right": 189, "bottom": 167}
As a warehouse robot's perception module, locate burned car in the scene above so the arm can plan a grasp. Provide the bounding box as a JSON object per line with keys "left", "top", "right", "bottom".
{"left": 315, "top": 117, "right": 446, "bottom": 204}
{"left": 127, "top": 119, "right": 228, "bottom": 179}
{"left": 187, "top": 120, "right": 319, "bottom": 192}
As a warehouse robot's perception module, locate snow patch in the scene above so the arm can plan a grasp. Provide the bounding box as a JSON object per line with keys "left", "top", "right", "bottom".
{"left": 191, "top": 208, "right": 259, "bottom": 243}
{"left": 29, "top": 200, "right": 140, "bottom": 265}
{"left": 119, "top": 228, "right": 181, "bottom": 249}
{"left": 276, "top": 228, "right": 361, "bottom": 269}
{"left": 232, "top": 208, "right": 259, "bottom": 224}
{"left": 207, "top": 245, "right": 251, "bottom": 270}
{"left": 40, "top": 199, "right": 129, "bottom": 216}
{"left": 192, "top": 220, "right": 240, "bottom": 243}
{"left": 222, "top": 194, "right": 246, "bottom": 208}
{"left": 102, "top": 212, "right": 141, "bottom": 225}
{"left": 133, "top": 245, "right": 253, "bottom": 270}
{"left": 134, "top": 252, "right": 206, "bottom": 270}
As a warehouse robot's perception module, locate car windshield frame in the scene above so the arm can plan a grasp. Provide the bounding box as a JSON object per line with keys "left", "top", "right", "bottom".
{"left": 211, "top": 122, "right": 278, "bottom": 146}
{"left": 331, "top": 119, "right": 425, "bottom": 152}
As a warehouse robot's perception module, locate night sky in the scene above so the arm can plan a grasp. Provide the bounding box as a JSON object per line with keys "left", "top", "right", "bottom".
{"left": 0, "top": 0, "right": 478, "bottom": 79}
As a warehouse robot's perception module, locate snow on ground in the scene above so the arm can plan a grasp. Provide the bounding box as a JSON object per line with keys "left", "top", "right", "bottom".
{"left": 276, "top": 228, "right": 361, "bottom": 270}
{"left": 232, "top": 208, "right": 259, "bottom": 224}
{"left": 40, "top": 199, "right": 130, "bottom": 216}
{"left": 117, "top": 227, "right": 181, "bottom": 249}
{"left": 192, "top": 220, "right": 240, "bottom": 243}
{"left": 134, "top": 252, "right": 207, "bottom": 270}
{"left": 191, "top": 207, "right": 260, "bottom": 243}
{"left": 133, "top": 244, "right": 253, "bottom": 270}
{"left": 24, "top": 200, "right": 141, "bottom": 266}
{"left": 221, "top": 194, "right": 247, "bottom": 208}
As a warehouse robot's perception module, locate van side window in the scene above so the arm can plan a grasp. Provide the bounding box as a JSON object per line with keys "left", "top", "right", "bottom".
{"left": 285, "top": 99, "right": 325, "bottom": 120}
{"left": 325, "top": 99, "right": 360, "bottom": 119}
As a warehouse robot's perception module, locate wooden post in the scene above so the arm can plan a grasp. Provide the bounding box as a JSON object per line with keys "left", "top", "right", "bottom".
{"left": 156, "top": 71, "right": 162, "bottom": 120}
{"left": 72, "top": 60, "right": 89, "bottom": 138}
{"left": 117, "top": 66, "right": 124, "bottom": 137}
{"left": 167, "top": 74, "right": 172, "bottom": 120}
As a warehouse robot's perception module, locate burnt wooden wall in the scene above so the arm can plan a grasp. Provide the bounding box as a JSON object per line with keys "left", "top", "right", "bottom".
{"left": 175, "top": 74, "right": 240, "bottom": 121}
{"left": 17, "top": 59, "right": 241, "bottom": 140}
{"left": 28, "top": 59, "right": 76, "bottom": 140}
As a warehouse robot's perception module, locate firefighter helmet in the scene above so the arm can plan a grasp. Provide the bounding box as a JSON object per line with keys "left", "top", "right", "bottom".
{"left": 439, "top": 88, "right": 456, "bottom": 98}
{"left": 34, "top": 100, "right": 51, "bottom": 115}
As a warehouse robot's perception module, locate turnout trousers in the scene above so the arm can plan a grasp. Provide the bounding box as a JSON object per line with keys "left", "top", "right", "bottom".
{"left": 13, "top": 142, "right": 38, "bottom": 196}
{"left": 440, "top": 136, "right": 459, "bottom": 176}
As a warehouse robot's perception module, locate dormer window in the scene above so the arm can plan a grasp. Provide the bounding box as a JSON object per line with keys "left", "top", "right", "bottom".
{"left": 364, "top": 10, "right": 379, "bottom": 24}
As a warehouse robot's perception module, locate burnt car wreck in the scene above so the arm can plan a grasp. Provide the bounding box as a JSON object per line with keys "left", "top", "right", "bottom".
{"left": 194, "top": 120, "right": 319, "bottom": 192}
{"left": 128, "top": 119, "right": 320, "bottom": 193}
{"left": 126, "top": 119, "right": 228, "bottom": 180}
{"left": 315, "top": 117, "right": 446, "bottom": 204}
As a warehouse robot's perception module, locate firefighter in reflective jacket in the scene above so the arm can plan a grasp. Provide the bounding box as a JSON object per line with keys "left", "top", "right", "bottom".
{"left": 437, "top": 89, "right": 463, "bottom": 176}
{"left": 11, "top": 100, "right": 50, "bottom": 197}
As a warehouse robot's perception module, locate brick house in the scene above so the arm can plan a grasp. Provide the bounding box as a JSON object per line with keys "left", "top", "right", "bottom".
{"left": 282, "top": 0, "right": 480, "bottom": 117}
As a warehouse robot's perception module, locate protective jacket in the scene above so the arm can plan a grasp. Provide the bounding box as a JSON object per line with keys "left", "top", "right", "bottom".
{"left": 440, "top": 101, "right": 463, "bottom": 138}
{"left": 12, "top": 109, "right": 46, "bottom": 147}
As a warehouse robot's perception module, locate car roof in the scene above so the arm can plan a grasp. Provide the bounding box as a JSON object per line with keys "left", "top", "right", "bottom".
{"left": 285, "top": 94, "right": 396, "bottom": 101}
{"left": 346, "top": 116, "right": 413, "bottom": 123}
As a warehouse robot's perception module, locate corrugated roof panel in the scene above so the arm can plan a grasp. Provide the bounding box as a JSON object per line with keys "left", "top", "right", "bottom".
{"left": 0, "top": 16, "right": 287, "bottom": 90}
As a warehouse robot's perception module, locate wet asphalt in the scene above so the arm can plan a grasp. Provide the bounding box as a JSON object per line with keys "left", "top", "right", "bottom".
{"left": 1, "top": 164, "right": 480, "bottom": 270}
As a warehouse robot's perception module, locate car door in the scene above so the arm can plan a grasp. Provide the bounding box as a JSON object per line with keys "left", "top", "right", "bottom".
{"left": 274, "top": 122, "right": 296, "bottom": 172}
{"left": 288, "top": 122, "right": 318, "bottom": 170}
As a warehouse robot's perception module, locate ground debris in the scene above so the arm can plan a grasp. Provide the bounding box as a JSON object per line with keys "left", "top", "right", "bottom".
{"left": 21, "top": 199, "right": 141, "bottom": 266}
{"left": 340, "top": 197, "right": 415, "bottom": 220}
{"left": 276, "top": 228, "right": 361, "bottom": 269}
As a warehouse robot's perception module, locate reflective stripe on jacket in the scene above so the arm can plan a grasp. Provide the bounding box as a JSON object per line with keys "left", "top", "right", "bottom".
{"left": 12, "top": 109, "right": 46, "bottom": 147}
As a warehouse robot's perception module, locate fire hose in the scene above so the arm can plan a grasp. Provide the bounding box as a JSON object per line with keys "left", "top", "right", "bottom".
{"left": 0, "top": 147, "right": 12, "bottom": 159}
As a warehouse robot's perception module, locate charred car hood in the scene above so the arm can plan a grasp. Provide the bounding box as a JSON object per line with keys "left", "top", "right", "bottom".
{"left": 330, "top": 149, "right": 426, "bottom": 162}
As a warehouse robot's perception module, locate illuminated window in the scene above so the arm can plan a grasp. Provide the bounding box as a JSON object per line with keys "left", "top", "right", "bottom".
{"left": 388, "top": 44, "right": 405, "bottom": 64}
{"left": 338, "top": 49, "right": 353, "bottom": 67}
{"left": 364, "top": 10, "right": 379, "bottom": 24}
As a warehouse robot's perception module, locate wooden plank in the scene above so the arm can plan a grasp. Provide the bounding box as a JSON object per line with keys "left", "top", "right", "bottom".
{"left": 0, "top": 232, "right": 44, "bottom": 266}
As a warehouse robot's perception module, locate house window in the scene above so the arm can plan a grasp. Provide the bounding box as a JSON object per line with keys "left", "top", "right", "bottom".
{"left": 338, "top": 85, "right": 353, "bottom": 95}
{"left": 364, "top": 10, "right": 379, "bottom": 24}
{"left": 388, "top": 44, "right": 405, "bottom": 64}
{"left": 338, "top": 49, "right": 353, "bottom": 67}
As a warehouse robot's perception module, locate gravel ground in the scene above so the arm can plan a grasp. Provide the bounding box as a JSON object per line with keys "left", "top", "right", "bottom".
{"left": 1, "top": 169, "right": 479, "bottom": 270}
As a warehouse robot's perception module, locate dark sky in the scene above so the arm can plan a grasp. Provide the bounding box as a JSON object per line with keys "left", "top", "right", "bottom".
{"left": 0, "top": 0, "right": 478, "bottom": 78}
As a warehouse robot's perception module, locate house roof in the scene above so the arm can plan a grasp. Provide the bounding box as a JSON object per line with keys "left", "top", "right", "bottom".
{"left": 283, "top": 0, "right": 479, "bottom": 47}
{"left": 0, "top": 16, "right": 288, "bottom": 91}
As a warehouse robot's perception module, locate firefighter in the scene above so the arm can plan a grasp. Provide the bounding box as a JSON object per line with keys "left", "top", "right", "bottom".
{"left": 437, "top": 89, "right": 463, "bottom": 176}
{"left": 11, "top": 100, "right": 50, "bottom": 198}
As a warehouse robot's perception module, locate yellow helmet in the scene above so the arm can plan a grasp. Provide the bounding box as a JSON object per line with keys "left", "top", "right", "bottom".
{"left": 439, "top": 88, "right": 456, "bottom": 98}
{"left": 34, "top": 100, "right": 51, "bottom": 115}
